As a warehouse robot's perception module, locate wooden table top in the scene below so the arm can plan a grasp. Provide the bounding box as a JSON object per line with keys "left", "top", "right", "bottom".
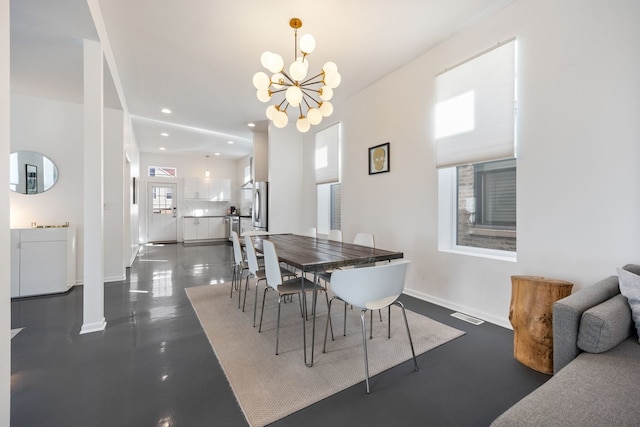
{"left": 252, "top": 233, "right": 404, "bottom": 272}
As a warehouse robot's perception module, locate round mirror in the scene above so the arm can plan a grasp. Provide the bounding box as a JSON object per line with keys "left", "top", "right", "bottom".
{"left": 10, "top": 151, "right": 59, "bottom": 194}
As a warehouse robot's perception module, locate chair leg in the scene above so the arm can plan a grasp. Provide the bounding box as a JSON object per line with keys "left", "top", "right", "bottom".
{"left": 230, "top": 265, "right": 236, "bottom": 298}
{"left": 360, "top": 310, "right": 371, "bottom": 394}
{"left": 242, "top": 273, "right": 251, "bottom": 312}
{"left": 258, "top": 287, "right": 269, "bottom": 333}
{"left": 253, "top": 278, "right": 264, "bottom": 327}
{"left": 343, "top": 301, "right": 347, "bottom": 336}
{"left": 276, "top": 295, "right": 282, "bottom": 355}
{"left": 395, "top": 301, "right": 419, "bottom": 372}
{"left": 387, "top": 305, "right": 391, "bottom": 338}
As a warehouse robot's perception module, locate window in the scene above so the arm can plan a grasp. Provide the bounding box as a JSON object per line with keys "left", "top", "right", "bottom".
{"left": 152, "top": 186, "right": 174, "bottom": 214}
{"left": 148, "top": 166, "right": 177, "bottom": 178}
{"left": 436, "top": 39, "right": 517, "bottom": 258}
{"left": 315, "top": 123, "right": 341, "bottom": 234}
{"left": 456, "top": 159, "right": 516, "bottom": 252}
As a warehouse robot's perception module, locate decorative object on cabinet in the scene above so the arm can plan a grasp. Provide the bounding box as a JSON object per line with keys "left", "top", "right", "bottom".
{"left": 369, "top": 142, "right": 390, "bottom": 175}
{"left": 10, "top": 151, "right": 59, "bottom": 194}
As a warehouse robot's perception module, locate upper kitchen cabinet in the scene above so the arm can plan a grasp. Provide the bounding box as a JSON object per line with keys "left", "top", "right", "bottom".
{"left": 184, "top": 177, "right": 230, "bottom": 201}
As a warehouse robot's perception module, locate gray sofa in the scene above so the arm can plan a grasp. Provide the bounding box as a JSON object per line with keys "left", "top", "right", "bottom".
{"left": 492, "top": 264, "right": 640, "bottom": 426}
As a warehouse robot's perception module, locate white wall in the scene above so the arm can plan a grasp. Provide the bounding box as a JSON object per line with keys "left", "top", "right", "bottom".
{"left": 302, "top": 0, "right": 640, "bottom": 327}
{"left": 1, "top": 0, "right": 11, "bottom": 420}
{"left": 268, "top": 124, "right": 304, "bottom": 234}
{"left": 104, "top": 107, "right": 126, "bottom": 281}
{"left": 10, "top": 94, "right": 138, "bottom": 284}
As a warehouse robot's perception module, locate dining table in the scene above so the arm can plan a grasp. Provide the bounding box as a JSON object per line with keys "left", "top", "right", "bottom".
{"left": 252, "top": 233, "right": 404, "bottom": 367}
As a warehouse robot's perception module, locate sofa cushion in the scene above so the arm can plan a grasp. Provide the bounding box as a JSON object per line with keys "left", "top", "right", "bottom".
{"left": 577, "top": 294, "right": 633, "bottom": 353}
{"left": 617, "top": 267, "right": 640, "bottom": 344}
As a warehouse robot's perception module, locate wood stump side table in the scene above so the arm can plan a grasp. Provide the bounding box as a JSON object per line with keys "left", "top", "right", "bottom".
{"left": 509, "top": 276, "right": 573, "bottom": 375}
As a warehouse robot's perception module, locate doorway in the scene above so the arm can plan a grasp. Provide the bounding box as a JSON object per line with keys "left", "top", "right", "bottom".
{"left": 148, "top": 183, "right": 177, "bottom": 243}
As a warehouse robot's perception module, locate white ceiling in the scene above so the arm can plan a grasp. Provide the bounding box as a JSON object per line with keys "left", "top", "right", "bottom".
{"left": 10, "top": 0, "right": 516, "bottom": 159}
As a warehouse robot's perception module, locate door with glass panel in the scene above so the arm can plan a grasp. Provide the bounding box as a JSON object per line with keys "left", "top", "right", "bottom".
{"left": 148, "top": 183, "right": 177, "bottom": 242}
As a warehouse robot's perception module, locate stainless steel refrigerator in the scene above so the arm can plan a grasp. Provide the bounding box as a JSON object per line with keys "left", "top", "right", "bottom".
{"left": 253, "top": 181, "right": 268, "bottom": 231}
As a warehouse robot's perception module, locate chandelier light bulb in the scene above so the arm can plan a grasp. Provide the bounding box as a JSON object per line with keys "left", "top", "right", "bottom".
{"left": 272, "top": 73, "right": 285, "bottom": 89}
{"left": 256, "top": 88, "right": 271, "bottom": 103}
{"left": 285, "top": 85, "right": 303, "bottom": 107}
{"left": 307, "top": 107, "right": 322, "bottom": 125}
{"left": 296, "top": 116, "right": 311, "bottom": 133}
{"left": 267, "top": 53, "right": 284, "bottom": 73}
{"left": 252, "top": 72, "right": 270, "bottom": 90}
{"left": 299, "top": 34, "right": 316, "bottom": 54}
{"left": 266, "top": 105, "right": 278, "bottom": 120}
{"left": 273, "top": 110, "right": 288, "bottom": 128}
{"left": 289, "top": 59, "right": 308, "bottom": 81}
{"left": 319, "top": 86, "right": 333, "bottom": 101}
{"left": 323, "top": 61, "right": 338, "bottom": 74}
{"left": 324, "top": 71, "right": 341, "bottom": 89}
{"left": 260, "top": 52, "right": 272, "bottom": 69}
{"left": 319, "top": 101, "right": 333, "bottom": 117}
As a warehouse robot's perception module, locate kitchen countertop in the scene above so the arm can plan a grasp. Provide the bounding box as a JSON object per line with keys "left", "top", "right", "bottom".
{"left": 183, "top": 215, "right": 228, "bottom": 218}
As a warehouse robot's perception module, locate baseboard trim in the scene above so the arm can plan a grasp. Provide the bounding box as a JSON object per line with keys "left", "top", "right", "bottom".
{"left": 403, "top": 287, "right": 511, "bottom": 329}
{"left": 79, "top": 318, "right": 107, "bottom": 335}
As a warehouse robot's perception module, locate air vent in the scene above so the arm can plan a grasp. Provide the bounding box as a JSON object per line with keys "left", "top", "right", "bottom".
{"left": 450, "top": 312, "right": 484, "bottom": 325}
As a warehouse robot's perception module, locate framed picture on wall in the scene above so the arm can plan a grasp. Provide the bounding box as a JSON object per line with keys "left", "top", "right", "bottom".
{"left": 25, "top": 164, "right": 37, "bottom": 194}
{"left": 368, "top": 142, "right": 390, "bottom": 175}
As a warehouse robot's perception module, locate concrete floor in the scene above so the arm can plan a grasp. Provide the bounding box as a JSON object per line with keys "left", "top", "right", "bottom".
{"left": 11, "top": 243, "right": 547, "bottom": 426}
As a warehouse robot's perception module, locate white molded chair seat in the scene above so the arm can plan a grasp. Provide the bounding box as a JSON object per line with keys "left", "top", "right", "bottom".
{"left": 322, "top": 260, "right": 418, "bottom": 393}
{"left": 302, "top": 227, "right": 317, "bottom": 238}
{"left": 259, "top": 240, "right": 330, "bottom": 355}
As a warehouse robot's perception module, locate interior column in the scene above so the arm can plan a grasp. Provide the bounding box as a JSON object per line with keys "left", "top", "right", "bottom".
{"left": 80, "top": 38, "right": 106, "bottom": 334}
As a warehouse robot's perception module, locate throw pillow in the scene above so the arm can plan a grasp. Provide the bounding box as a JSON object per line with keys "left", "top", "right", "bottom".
{"left": 617, "top": 267, "right": 640, "bottom": 344}
{"left": 577, "top": 294, "right": 633, "bottom": 353}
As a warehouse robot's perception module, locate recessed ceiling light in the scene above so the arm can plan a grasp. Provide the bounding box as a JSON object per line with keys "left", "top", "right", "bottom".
{"left": 247, "top": 122, "right": 255, "bottom": 127}
{"left": 161, "top": 108, "right": 172, "bottom": 114}
{"left": 227, "top": 141, "right": 234, "bottom": 144}
{"left": 159, "top": 147, "right": 166, "bottom": 151}
{"left": 214, "top": 153, "right": 221, "bottom": 156}
{"left": 161, "top": 132, "right": 169, "bottom": 137}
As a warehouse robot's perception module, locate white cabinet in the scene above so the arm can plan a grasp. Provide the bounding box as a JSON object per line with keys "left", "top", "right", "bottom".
{"left": 11, "top": 226, "right": 76, "bottom": 298}
{"left": 184, "top": 217, "right": 227, "bottom": 241}
{"left": 184, "top": 177, "right": 231, "bottom": 201}
{"left": 183, "top": 217, "right": 208, "bottom": 240}
{"left": 208, "top": 217, "right": 226, "bottom": 238}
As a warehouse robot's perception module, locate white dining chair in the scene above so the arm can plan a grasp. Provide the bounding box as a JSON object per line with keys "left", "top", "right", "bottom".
{"left": 302, "top": 227, "right": 317, "bottom": 238}
{"left": 243, "top": 235, "right": 297, "bottom": 326}
{"left": 322, "top": 260, "right": 418, "bottom": 393}
{"left": 230, "top": 231, "right": 248, "bottom": 308}
{"left": 258, "top": 240, "right": 330, "bottom": 355}
{"left": 327, "top": 229, "right": 343, "bottom": 242}
{"left": 353, "top": 232, "right": 375, "bottom": 248}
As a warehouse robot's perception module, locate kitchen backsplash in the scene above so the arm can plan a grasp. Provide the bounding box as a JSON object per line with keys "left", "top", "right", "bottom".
{"left": 182, "top": 200, "right": 253, "bottom": 217}
{"left": 181, "top": 200, "right": 229, "bottom": 217}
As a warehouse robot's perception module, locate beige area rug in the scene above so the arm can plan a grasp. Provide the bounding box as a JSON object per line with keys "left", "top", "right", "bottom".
{"left": 186, "top": 283, "right": 464, "bottom": 427}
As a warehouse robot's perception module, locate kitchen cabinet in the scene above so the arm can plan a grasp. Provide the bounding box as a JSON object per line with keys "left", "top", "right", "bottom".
{"left": 208, "top": 217, "right": 226, "bottom": 238}
{"left": 183, "top": 217, "right": 208, "bottom": 240}
{"left": 184, "top": 217, "right": 227, "bottom": 241}
{"left": 11, "top": 226, "right": 76, "bottom": 298}
{"left": 184, "top": 177, "right": 231, "bottom": 201}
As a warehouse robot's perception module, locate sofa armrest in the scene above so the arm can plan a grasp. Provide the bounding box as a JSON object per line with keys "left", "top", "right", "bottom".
{"left": 552, "top": 276, "right": 620, "bottom": 373}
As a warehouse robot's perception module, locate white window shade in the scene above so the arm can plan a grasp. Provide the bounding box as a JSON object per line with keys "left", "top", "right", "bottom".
{"left": 435, "top": 39, "right": 516, "bottom": 168}
{"left": 315, "top": 123, "right": 340, "bottom": 184}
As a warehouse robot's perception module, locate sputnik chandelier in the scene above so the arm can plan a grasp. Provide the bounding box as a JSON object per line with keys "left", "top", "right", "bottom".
{"left": 252, "top": 18, "right": 341, "bottom": 133}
